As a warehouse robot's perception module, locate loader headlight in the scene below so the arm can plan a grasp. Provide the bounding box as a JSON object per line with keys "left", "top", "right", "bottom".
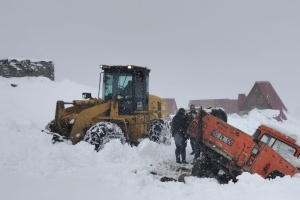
{"left": 99, "top": 64, "right": 107, "bottom": 69}
{"left": 128, "top": 65, "right": 132, "bottom": 69}
{"left": 117, "top": 94, "right": 124, "bottom": 100}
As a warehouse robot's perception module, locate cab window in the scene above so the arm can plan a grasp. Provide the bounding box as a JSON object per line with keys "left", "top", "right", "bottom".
{"left": 261, "top": 134, "right": 296, "bottom": 157}
{"left": 103, "top": 72, "right": 132, "bottom": 100}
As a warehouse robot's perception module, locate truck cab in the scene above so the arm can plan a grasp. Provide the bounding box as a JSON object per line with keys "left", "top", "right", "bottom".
{"left": 253, "top": 125, "right": 300, "bottom": 169}
{"left": 189, "top": 109, "right": 300, "bottom": 181}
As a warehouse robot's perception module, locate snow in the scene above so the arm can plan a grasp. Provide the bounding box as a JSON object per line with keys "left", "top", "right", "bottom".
{"left": 4, "top": 57, "right": 53, "bottom": 62}
{"left": 1, "top": 77, "right": 300, "bottom": 200}
{"left": 6, "top": 61, "right": 22, "bottom": 71}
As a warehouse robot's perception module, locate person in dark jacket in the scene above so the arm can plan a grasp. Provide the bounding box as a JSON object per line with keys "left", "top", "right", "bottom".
{"left": 172, "top": 108, "right": 189, "bottom": 164}
{"left": 186, "top": 104, "right": 198, "bottom": 155}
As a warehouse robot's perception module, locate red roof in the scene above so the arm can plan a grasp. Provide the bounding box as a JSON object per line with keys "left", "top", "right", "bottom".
{"left": 240, "top": 81, "right": 287, "bottom": 120}
{"left": 255, "top": 81, "right": 287, "bottom": 112}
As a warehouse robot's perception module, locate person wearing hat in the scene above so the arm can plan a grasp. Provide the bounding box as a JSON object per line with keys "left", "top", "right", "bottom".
{"left": 171, "top": 108, "right": 189, "bottom": 164}
{"left": 186, "top": 104, "right": 198, "bottom": 155}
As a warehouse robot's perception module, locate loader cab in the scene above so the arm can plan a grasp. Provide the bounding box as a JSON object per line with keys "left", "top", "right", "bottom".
{"left": 100, "top": 65, "right": 150, "bottom": 115}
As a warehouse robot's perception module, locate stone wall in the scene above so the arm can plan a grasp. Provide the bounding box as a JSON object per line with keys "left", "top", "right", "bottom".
{"left": 0, "top": 58, "right": 54, "bottom": 81}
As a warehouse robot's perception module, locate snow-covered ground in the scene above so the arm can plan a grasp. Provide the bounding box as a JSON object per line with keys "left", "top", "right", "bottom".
{"left": 1, "top": 77, "right": 300, "bottom": 200}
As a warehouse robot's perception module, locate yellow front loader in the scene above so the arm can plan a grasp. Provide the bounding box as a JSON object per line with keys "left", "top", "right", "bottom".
{"left": 46, "top": 65, "right": 171, "bottom": 151}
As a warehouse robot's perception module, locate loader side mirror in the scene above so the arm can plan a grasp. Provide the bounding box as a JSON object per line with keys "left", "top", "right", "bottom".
{"left": 82, "top": 93, "right": 92, "bottom": 99}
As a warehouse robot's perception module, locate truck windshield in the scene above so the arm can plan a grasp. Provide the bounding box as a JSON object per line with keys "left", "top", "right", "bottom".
{"left": 261, "top": 134, "right": 300, "bottom": 168}
{"left": 103, "top": 72, "right": 133, "bottom": 100}
{"left": 261, "top": 134, "right": 296, "bottom": 156}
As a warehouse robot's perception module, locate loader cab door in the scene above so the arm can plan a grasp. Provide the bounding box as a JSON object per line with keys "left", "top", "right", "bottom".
{"left": 102, "top": 67, "right": 149, "bottom": 115}
{"left": 132, "top": 70, "right": 149, "bottom": 113}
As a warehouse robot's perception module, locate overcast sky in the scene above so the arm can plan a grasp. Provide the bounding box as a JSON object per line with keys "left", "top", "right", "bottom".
{"left": 1, "top": 0, "right": 300, "bottom": 114}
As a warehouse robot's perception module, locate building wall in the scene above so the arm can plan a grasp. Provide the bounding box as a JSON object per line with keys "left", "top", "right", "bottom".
{"left": 0, "top": 59, "right": 54, "bottom": 81}
{"left": 162, "top": 98, "right": 178, "bottom": 115}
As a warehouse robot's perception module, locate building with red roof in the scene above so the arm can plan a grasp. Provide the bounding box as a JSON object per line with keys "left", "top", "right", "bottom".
{"left": 239, "top": 81, "right": 287, "bottom": 120}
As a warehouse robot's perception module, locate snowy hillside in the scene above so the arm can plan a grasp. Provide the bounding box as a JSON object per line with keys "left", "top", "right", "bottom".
{"left": 0, "top": 77, "right": 300, "bottom": 200}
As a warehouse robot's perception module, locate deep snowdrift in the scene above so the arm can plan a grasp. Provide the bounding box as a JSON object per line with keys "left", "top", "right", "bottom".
{"left": 0, "top": 77, "right": 300, "bottom": 200}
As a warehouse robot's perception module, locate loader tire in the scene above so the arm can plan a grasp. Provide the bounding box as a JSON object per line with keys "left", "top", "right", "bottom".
{"left": 148, "top": 119, "right": 172, "bottom": 145}
{"left": 83, "top": 122, "right": 126, "bottom": 151}
{"left": 209, "top": 108, "right": 227, "bottom": 122}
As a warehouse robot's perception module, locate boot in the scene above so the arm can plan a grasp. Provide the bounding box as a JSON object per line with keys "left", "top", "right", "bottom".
{"left": 181, "top": 152, "right": 187, "bottom": 164}
{"left": 190, "top": 139, "right": 196, "bottom": 155}
{"left": 175, "top": 150, "right": 181, "bottom": 163}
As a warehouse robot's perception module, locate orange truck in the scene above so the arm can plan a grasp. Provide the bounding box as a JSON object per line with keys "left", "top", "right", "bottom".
{"left": 188, "top": 108, "right": 300, "bottom": 182}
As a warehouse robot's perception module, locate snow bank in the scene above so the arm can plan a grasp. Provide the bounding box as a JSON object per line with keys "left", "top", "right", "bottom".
{"left": 0, "top": 77, "right": 300, "bottom": 200}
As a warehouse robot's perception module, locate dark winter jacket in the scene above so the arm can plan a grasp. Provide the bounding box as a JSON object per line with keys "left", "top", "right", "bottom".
{"left": 187, "top": 110, "right": 198, "bottom": 124}
{"left": 172, "top": 111, "right": 189, "bottom": 139}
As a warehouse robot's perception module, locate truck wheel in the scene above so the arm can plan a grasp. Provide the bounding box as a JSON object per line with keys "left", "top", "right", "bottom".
{"left": 209, "top": 108, "right": 227, "bottom": 122}
{"left": 83, "top": 122, "right": 126, "bottom": 151}
{"left": 216, "top": 174, "right": 233, "bottom": 184}
{"left": 148, "top": 119, "right": 171, "bottom": 145}
{"left": 266, "top": 171, "right": 284, "bottom": 179}
{"left": 192, "top": 156, "right": 219, "bottom": 178}
{"left": 192, "top": 157, "right": 208, "bottom": 178}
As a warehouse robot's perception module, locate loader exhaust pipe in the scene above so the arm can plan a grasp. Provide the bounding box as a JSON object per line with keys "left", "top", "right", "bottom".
{"left": 98, "top": 72, "right": 103, "bottom": 99}
{"left": 63, "top": 102, "right": 74, "bottom": 105}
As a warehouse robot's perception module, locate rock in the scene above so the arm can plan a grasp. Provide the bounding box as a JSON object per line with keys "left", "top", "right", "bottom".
{"left": 0, "top": 58, "right": 54, "bottom": 80}
{"left": 160, "top": 176, "right": 177, "bottom": 182}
